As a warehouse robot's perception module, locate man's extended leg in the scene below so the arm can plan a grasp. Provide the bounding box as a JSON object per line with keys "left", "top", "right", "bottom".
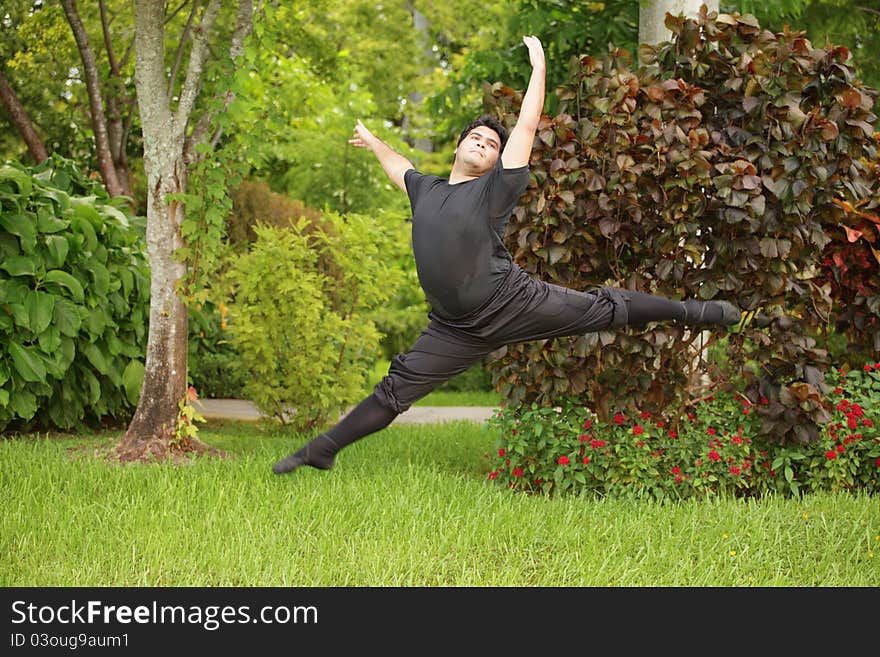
{"left": 481, "top": 273, "right": 740, "bottom": 346}
{"left": 272, "top": 322, "right": 492, "bottom": 475}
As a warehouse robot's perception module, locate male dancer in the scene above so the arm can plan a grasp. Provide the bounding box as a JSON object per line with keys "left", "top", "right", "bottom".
{"left": 272, "top": 35, "right": 739, "bottom": 475}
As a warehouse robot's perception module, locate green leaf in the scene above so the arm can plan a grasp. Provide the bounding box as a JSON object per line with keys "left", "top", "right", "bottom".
{"left": 82, "top": 342, "right": 110, "bottom": 376}
{"left": 37, "top": 326, "right": 61, "bottom": 354}
{"left": 53, "top": 298, "right": 82, "bottom": 337}
{"left": 90, "top": 261, "right": 110, "bottom": 297}
{"left": 45, "top": 235, "right": 69, "bottom": 268}
{"left": 70, "top": 215, "right": 98, "bottom": 253}
{"left": 35, "top": 207, "right": 68, "bottom": 233}
{"left": 9, "top": 342, "right": 47, "bottom": 382}
{"left": 9, "top": 388, "right": 37, "bottom": 420}
{"left": 0, "top": 164, "right": 32, "bottom": 196}
{"left": 43, "top": 270, "right": 84, "bottom": 303}
{"left": 0, "top": 212, "right": 37, "bottom": 253}
{"left": 25, "top": 290, "right": 55, "bottom": 334}
{"left": 122, "top": 360, "right": 144, "bottom": 405}
{"left": 81, "top": 367, "right": 101, "bottom": 405}
{"left": 0, "top": 255, "right": 37, "bottom": 277}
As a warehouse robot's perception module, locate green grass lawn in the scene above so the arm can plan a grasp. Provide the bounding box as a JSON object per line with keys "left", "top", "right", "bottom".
{"left": 2, "top": 420, "right": 878, "bottom": 587}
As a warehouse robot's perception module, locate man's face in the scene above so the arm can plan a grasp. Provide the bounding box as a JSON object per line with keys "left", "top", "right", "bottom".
{"left": 454, "top": 126, "right": 502, "bottom": 175}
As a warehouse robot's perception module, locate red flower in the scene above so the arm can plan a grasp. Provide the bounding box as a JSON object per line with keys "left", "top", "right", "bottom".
{"left": 488, "top": 471, "right": 499, "bottom": 480}
{"left": 837, "top": 444, "right": 845, "bottom": 453}
{"left": 590, "top": 439, "right": 606, "bottom": 449}
{"left": 687, "top": 412, "right": 696, "bottom": 420}
{"left": 582, "top": 456, "right": 590, "bottom": 465}
{"left": 742, "top": 408, "right": 750, "bottom": 416}
{"left": 851, "top": 404, "right": 864, "bottom": 418}
{"left": 834, "top": 387, "right": 843, "bottom": 395}
{"left": 707, "top": 427, "right": 717, "bottom": 435}
{"left": 875, "top": 458, "right": 880, "bottom": 468}
{"left": 637, "top": 441, "right": 645, "bottom": 447}
{"left": 558, "top": 455, "right": 570, "bottom": 466}
{"left": 674, "top": 475, "right": 684, "bottom": 483}
{"left": 633, "top": 425, "right": 645, "bottom": 435}
{"left": 535, "top": 478, "right": 542, "bottom": 485}
{"left": 583, "top": 418, "right": 593, "bottom": 429}
{"left": 708, "top": 450, "right": 721, "bottom": 462}
{"left": 825, "top": 451, "right": 837, "bottom": 460}
{"left": 656, "top": 420, "right": 666, "bottom": 428}
{"left": 613, "top": 412, "right": 625, "bottom": 425}
{"left": 668, "top": 430, "right": 678, "bottom": 439}
{"left": 640, "top": 411, "right": 651, "bottom": 419}
{"left": 864, "top": 364, "right": 873, "bottom": 372}
{"left": 498, "top": 448, "right": 506, "bottom": 457}
{"left": 863, "top": 419, "right": 874, "bottom": 427}
{"left": 671, "top": 466, "right": 681, "bottom": 475}
{"left": 729, "top": 466, "right": 741, "bottom": 476}
{"left": 848, "top": 417, "right": 858, "bottom": 430}
{"left": 512, "top": 467, "right": 523, "bottom": 478}
{"left": 760, "top": 396, "right": 769, "bottom": 405}
{"left": 579, "top": 434, "right": 590, "bottom": 442}
{"left": 731, "top": 435, "right": 743, "bottom": 444}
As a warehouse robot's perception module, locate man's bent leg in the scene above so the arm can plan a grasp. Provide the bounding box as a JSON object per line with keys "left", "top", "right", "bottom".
{"left": 273, "top": 322, "right": 492, "bottom": 475}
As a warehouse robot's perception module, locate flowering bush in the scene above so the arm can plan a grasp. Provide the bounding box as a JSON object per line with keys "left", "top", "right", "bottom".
{"left": 486, "top": 363, "right": 880, "bottom": 499}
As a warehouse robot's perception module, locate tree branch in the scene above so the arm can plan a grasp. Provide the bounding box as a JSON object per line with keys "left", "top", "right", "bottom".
{"left": 99, "top": 0, "right": 119, "bottom": 74}
{"left": 0, "top": 67, "right": 49, "bottom": 162}
{"left": 61, "top": 0, "right": 123, "bottom": 197}
{"left": 856, "top": 6, "right": 880, "bottom": 18}
{"left": 164, "top": 0, "right": 192, "bottom": 26}
{"left": 174, "top": 0, "right": 221, "bottom": 136}
{"left": 183, "top": 0, "right": 254, "bottom": 161}
{"left": 168, "top": 0, "right": 200, "bottom": 101}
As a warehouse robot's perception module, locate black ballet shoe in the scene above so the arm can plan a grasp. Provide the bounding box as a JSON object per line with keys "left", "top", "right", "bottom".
{"left": 272, "top": 434, "right": 339, "bottom": 475}
{"left": 683, "top": 300, "right": 741, "bottom": 327}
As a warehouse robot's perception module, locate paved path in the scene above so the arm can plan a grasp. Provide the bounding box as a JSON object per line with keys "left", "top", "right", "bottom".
{"left": 193, "top": 399, "right": 497, "bottom": 425}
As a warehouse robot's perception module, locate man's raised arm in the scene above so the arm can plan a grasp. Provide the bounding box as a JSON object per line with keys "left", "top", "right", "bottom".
{"left": 501, "top": 35, "right": 545, "bottom": 169}
{"left": 349, "top": 119, "right": 415, "bottom": 193}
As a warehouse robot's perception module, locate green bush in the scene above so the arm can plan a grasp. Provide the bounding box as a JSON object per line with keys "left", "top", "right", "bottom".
{"left": 0, "top": 156, "right": 149, "bottom": 431}
{"left": 225, "top": 214, "right": 400, "bottom": 432}
{"left": 485, "top": 8, "right": 879, "bottom": 447}
{"left": 187, "top": 296, "right": 247, "bottom": 399}
{"left": 486, "top": 362, "right": 880, "bottom": 498}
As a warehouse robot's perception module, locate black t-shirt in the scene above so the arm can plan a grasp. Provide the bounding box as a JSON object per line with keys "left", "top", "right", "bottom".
{"left": 404, "top": 159, "right": 530, "bottom": 319}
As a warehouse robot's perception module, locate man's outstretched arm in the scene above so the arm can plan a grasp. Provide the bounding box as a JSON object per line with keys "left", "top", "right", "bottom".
{"left": 349, "top": 119, "right": 415, "bottom": 193}
{"left": 501, "top": 35, "right": 545, "bottom": 169}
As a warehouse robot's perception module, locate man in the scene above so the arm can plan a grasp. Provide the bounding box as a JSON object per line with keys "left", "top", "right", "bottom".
{"left": 272, "top": 35, "right": 739, "bottom": 476}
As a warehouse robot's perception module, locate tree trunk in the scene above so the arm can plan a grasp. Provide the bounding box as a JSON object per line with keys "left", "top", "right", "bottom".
{"left": 0, "top": 67, "right": 49, "bottom": 163}
{"left": 639, "top": 0, "right": 719, "bottom": 46}
{"left": 639, "top": 1, "right": 719, "bottom": 392}
{"left": 117, "top": 0, "right": 223, "bottom": 463}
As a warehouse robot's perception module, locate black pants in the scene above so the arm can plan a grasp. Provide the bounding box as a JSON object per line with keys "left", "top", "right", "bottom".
{"left": 373, "top": 264, "right": 628, "bottom": 414}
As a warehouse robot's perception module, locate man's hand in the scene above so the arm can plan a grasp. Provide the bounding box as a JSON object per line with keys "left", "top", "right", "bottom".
{"left": 522, "top": 35, "right": 545, "bottom": 71}
{"left": 348, "top": 119, "right": 414, "bottom": 193}
{"left": 348, "top": 119, "right": 376, "bottom": 150}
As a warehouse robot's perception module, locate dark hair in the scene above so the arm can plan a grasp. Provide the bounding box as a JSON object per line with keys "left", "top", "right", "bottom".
{"left": 457, "top": 114, "right": 508, "bottom": 151}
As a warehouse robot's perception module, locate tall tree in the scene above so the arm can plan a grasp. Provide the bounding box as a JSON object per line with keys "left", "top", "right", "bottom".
{"left": 117, "top": 0, "right": 253, "bottom": 462}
